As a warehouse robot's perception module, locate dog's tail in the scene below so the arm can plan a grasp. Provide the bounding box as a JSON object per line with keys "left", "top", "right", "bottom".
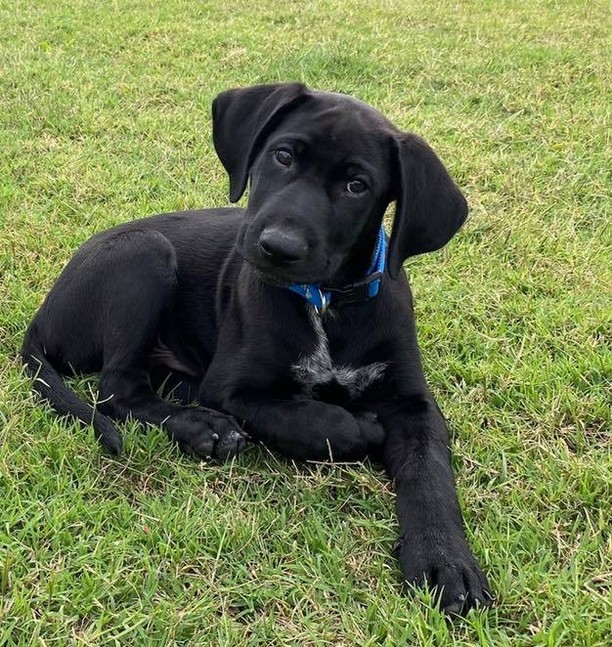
{"left": 21, "top": 324, "right": 122, "bottom": 455}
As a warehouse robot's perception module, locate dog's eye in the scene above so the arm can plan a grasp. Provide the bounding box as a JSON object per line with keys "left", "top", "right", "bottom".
{"left": 346, "top": 179, "right": 368, "bottom": 195}
{"left": 274, "top": 148, "right": 293, "bottom": 166}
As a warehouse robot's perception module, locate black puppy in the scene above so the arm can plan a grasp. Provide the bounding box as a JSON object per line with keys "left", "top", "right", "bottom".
{"left": 22, "top": 83, "right": 491, "bottom": 615}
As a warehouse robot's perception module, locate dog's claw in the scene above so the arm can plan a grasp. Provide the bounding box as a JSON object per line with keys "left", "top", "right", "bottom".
{"left": 213, "top": 429, "right": 244, "bottom": 460}
{"left": 398, "top": 539, "right": 492, "bottom": 617}
{"left": 98, "top": 431, "right": 123, "bottom": 456}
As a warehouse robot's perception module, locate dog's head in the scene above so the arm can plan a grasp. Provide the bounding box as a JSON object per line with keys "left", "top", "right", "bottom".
{"left": 212, "top": 83, "right": 467, "bottom": 285}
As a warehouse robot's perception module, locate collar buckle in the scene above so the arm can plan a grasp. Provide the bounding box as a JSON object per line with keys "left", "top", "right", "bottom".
{"left": 326, "top": 271, "right": 383, "bottom": 306}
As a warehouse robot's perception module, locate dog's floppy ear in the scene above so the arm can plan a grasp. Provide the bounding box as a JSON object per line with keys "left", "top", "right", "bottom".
{"left": 387, "top": 133, "right": 468, "bottom": 278}
{"left": 212, "top": 83, "right": 309, "bottom": 202}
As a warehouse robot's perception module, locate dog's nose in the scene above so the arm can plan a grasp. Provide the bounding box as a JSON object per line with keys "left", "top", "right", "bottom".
{"left": 258, "top": 228, "right": 308, "bottom": 264}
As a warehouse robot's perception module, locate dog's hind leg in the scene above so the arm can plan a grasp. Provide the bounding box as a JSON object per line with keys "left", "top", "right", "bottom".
{"left": 93, "top": 230, "right": 245, "bottom": 460}
{"left": 150, "top": 367, "right": 201, "bottom": 406}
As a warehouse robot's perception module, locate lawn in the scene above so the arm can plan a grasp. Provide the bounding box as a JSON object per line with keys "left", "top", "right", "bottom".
{"left": 0, "top": 0, "right": 610, "bottom": 644}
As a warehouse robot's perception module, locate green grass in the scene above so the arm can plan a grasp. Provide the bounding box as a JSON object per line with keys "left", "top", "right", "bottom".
{"left": 1, "top": 0, "right": 610, "bottom": 643}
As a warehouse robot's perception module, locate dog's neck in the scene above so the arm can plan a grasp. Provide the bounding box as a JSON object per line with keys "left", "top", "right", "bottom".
{"left": 287, "top": 224, "right": 386, "bottom": 313}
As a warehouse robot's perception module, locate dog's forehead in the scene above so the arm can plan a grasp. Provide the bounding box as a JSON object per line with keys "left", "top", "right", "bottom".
{"left": 308, "top": 90, "right": 393, "bottom": 123}
{"left": 275, "top": 91, "right": 397, "bottom": 157}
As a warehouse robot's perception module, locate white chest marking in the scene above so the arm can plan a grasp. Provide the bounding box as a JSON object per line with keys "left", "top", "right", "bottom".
{"left": 292, "top": 308, "right": 388, "bottom": 398}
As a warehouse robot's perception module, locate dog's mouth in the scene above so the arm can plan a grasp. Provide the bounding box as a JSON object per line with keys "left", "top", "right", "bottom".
{"left": 251, "top": 266, "right": 293, "bottom": 288}
{"left": 246, "top": 258, "right": 329, "bottom": 287}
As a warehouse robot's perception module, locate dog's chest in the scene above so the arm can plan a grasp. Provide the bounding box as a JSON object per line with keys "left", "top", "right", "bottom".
{"left": 292, "top": 308, "right": 388, "bottom": 399}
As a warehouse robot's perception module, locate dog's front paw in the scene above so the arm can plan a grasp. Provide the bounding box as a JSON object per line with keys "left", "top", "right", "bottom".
{"left": 397, "top": 537, "right": 493, "bottom": 616}
{"left": 165, "top": 408, "right": 247, "bottom": 460}
{"left": 354, "top": 411, "right": 385, "bottom": 447}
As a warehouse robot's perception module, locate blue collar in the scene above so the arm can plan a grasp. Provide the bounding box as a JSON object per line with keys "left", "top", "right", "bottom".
{"left": 287, "top": 225, "right": 386, "bottom": 313}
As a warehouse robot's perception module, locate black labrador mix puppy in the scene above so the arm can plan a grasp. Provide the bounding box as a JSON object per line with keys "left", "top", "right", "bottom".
{"left": 22, "top": 83, "right": 492, "bottom": 615}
